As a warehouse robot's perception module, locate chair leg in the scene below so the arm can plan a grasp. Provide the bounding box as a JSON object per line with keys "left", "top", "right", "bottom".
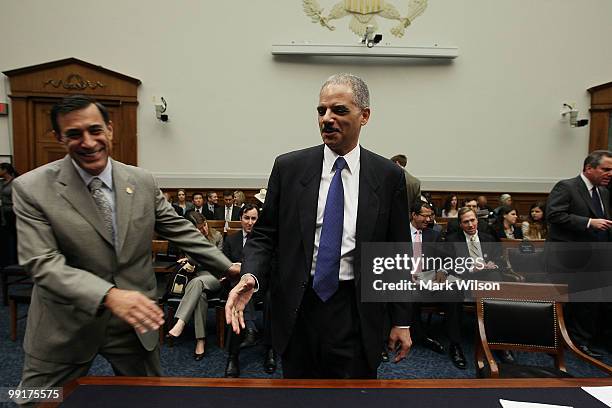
{"left": 216, "top": 306, "right": 226, "bottom": 348}
{"left": 9, "top": 298, "right": 17, "bottom": 341}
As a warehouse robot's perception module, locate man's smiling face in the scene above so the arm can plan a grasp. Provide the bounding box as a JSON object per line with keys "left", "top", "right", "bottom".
{"left": 55, "top": 103, "right": 113, "bottom": 176}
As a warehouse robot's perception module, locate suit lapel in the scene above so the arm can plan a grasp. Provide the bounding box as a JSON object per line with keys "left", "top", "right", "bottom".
{"left": 112, "top": 160, "right": 135, "bottom": 254}
{"left": 356, "top": 147, "right": 380, "bottom": 243}
{"left": 298, "top": 146, "right": 324, "bottom": 271}
{"left": 56, "top": 155, "right": 114, "bottom": 246}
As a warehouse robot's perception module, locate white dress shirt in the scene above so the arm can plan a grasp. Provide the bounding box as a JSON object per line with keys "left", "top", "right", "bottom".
{"left": 309, "top": 144, "right": 360, "bottom": 280}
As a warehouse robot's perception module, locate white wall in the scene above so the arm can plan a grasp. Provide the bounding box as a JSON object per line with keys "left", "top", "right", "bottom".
{"left": 1, "top": 0, "right": 611, "bottom": 192}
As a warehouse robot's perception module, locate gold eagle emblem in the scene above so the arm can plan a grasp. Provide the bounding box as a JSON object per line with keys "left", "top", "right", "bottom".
{"left": 303, "top": 0, "right": 428, "bottom": 38}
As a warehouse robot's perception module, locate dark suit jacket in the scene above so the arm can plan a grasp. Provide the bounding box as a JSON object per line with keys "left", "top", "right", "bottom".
{"left": 242, "top": 144, "right": 411, "bottom": 370}
{"left": 547, "top": 175, "right": 611, "bottom": 242}
{"left": 214, "top": 205, "right": 240, "bottom": 221}
{"left": 203, "top": 204, "right": 217, "bottom": 221}
{"left": 418, "top": 228, "right": 442, "bottom": 268}
{"left": 223, "top": 230, "right": 244, "bottom": 263}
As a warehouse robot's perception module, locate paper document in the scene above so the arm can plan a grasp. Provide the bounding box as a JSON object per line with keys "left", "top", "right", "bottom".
{"left": 582, "top": 386, "right": 612, "bottom": 407}
{"left": 499, "top": 399, "right": 572, "bottom": 408}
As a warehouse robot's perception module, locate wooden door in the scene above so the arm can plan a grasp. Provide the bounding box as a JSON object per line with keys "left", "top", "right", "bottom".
{"left": 3, "top": 58, "right": 140, "bottom": 175}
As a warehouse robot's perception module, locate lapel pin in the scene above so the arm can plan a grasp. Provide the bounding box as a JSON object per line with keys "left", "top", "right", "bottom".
{"left": 126, "top": 187, "right": 133, "bottom": 194}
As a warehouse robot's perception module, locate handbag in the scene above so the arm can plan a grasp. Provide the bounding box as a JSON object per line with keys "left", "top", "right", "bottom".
{"left": 166, "top": 261, "right": 196, "bottom": 298}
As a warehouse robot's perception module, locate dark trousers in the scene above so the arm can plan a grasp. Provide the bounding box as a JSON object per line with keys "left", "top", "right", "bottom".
{"left": 411, "top": 302, "right": 462, "bottom": 345}
{"left": 282, "top": 281, "right": 376, "bottom": 379}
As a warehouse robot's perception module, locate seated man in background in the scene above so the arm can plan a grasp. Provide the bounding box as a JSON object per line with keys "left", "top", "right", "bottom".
{"left": 445, "top": 198, "right": 496, "bottom": 239}
{"left": 188, "top": 192, "right": 206, "bottom": 217}
{"left": 204, "top": 191, "right": 219, "bottom": 220}
{"left": 408, "top": 201, "right": 465, "bottom": 369}
{"left": 215, "top": 190, "right": 240, "bottom": 224}
{"left": 445, "top": 206, "right": 514, "bottom": 364}
{"left": 223, "top": 204, "right": 273, "bottom": 377}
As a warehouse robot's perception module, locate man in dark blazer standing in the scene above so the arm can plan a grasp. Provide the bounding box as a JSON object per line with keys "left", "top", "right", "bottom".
{"left": 546, "top": 150, "right": 612, "bottom": 357}
{"left": 226, "top": 73, "right": 412, "bottom": 379}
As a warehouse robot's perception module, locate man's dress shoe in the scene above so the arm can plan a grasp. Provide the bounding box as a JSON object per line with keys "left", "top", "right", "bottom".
{"left": 240, "top": 328, "right": 258, "bottom": 349}
{"left": 422, "top": 336, "right": 445, "bottom": 354}
{"left": 263, "top": 347, "right": 277, "bottom": 374}
{"left": 225, "top": 354, "right": 240, "bottom": 378}
{"left": 497, "top": 350, "right": 515, "bottom": 364}
{"left": 449, "top": 343, "right": 467, "bottom": 369}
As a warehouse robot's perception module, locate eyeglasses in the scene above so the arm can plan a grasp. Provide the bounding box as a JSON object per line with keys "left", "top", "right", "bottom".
{"left": 417, "top": 213, "right": 434, "bottom": 219}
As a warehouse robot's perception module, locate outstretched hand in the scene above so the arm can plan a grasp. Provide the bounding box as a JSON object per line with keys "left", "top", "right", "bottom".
{"left": 225, "top": 275, "right": 256, "bottom": 334}
{"left": 104, "top": 288, "right": 164, "bottom": 334}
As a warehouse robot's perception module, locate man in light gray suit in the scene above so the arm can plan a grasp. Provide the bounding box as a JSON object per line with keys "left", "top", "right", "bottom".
{"left": 13, "top": 95, "right": 238, "bottom": 398}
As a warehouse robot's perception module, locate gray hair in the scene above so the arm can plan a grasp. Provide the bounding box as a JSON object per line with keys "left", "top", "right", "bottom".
{"left": 320, "top": 73, "right": 370, "bottom": 110}
{"left": 583, "top": 150, "right": 612, "bottom": 171}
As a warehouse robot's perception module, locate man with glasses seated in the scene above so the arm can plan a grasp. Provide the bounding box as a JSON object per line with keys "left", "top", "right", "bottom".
{"left": 409, "top": 202, "right": 465, "bottom": 369}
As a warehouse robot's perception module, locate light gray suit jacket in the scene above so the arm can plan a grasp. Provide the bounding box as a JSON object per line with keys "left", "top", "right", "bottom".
{"left": 13, "top": 156, "right": 232, "bottom": 364}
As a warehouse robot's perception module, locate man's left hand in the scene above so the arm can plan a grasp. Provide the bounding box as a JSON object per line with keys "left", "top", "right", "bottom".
{"left": 387, "top": 326, "right": 412, "bottom": 363}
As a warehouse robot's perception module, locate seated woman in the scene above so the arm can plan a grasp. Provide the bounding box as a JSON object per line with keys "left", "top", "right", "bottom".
{"left": 493, "top": 205, "right": 523, "bottom": 240}
{"left": 521, "top": 201, "right": 547, "bottom": 240}
{"left": 441, "top": 194, "right": 459, "bottom": 218}
{"left": 176, "top": 188, "right": 195, "bottom": 216}
{"left": 166, "top": 212, "right": 224, "bottom": 360}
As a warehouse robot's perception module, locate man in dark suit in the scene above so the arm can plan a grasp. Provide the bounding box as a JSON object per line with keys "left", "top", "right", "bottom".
{"left": 546, "top": 150, "right": 612, "bottom": 357}
{"left": 445, "top": 206, "right": 512, "bottom": 364}
{"left": 408, "top": 201, "right": 465, "bottom": 368}
{"left": 215, "top": 190, "right": 241, "bottom": 222}
{"left": 225, "top": 73, "right": 412, "bottom": 379}
{"left": 188, "top": 192, "right": 206, "bottom": 218}
{"left": 445, "top": 198, "right": 496, "bottom": 239}
{"left": 12, "top": 95, "right": 238, "bottom": 400}
{"left": 222, "top": 204, "right": 263, "bottom": 377}
{"left": 203, "top": 191, "right": 218, "bottom": 220}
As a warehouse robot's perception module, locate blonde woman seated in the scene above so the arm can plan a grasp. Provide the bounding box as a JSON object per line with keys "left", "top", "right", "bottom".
{"left": 166, "top": 211, "right": 224, "bottom": 360}
{"left": 521, "top": 201, "right": 548, "bottom": 240}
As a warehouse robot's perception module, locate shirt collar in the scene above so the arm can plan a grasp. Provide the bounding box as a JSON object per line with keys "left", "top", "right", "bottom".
{"left": 71, "top": 158, "right": 113, "bottom": 191}
{"left": 409, "top": 223, "right": 421, "bottom": 237}
{"left": 580, "top": 173, "right": 595, "bottom": 191}
{"left": 323, "top": 144, "right": 360, "bottom": 175}
{"left": 463, "top": 231, "right": 479, "bottom": 242}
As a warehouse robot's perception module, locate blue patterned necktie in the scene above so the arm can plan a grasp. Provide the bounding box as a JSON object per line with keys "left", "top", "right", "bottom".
{"left": 313, "top": 157, "right": 347, "bottom": 302}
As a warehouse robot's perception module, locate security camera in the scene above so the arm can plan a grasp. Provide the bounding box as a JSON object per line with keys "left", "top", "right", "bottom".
{"left": 155, "top": 97, "right": 169, "bottom": 122}
{"left": 361, "top": 25, "right": 383, "bottom": 48}
{"left": 561, "top": 103, "right": 588, "bottom": 128}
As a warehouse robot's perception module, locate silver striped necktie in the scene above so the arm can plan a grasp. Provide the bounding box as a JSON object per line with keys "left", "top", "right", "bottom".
{"left": 89, "top": 177, "right": 115, "bottom": 243}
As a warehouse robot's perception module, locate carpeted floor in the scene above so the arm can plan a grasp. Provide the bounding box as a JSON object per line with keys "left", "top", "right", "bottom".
{"left": 2, "top": 304, "right": 611, "bottom": 390}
